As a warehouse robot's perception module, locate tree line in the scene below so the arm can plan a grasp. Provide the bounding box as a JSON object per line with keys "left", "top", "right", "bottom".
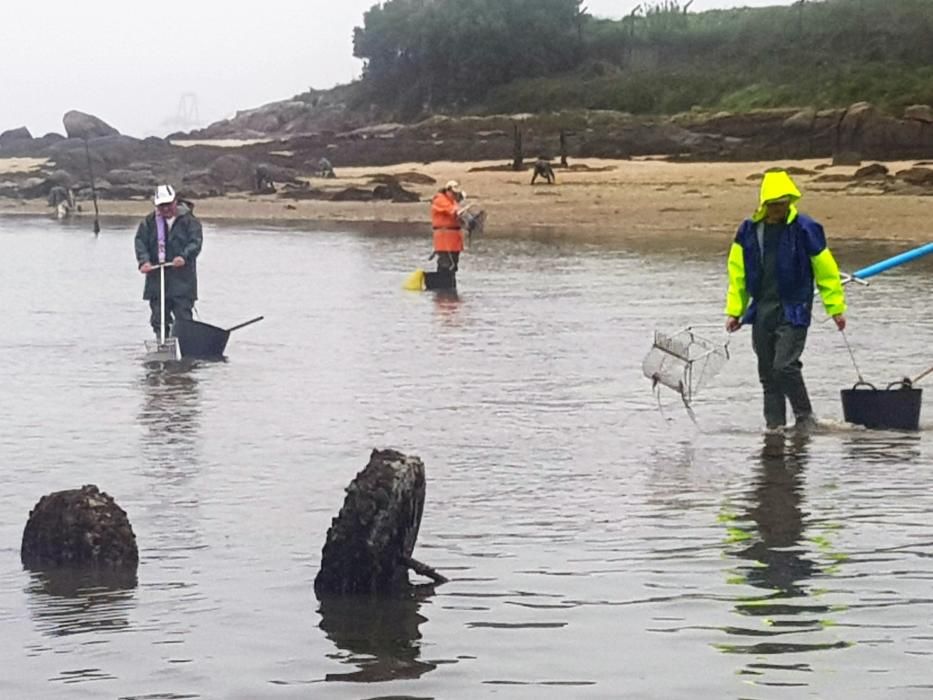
{"left": 349, "top": 0, "right": 933, "bottom": 117}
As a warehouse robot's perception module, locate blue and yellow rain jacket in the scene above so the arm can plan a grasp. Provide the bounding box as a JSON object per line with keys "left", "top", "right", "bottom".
{"left": 725, "top": 171, "right": 846, "bottom": 327}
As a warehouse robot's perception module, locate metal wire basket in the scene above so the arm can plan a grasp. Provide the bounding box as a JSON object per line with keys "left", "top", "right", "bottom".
{"left": 642, "top": 326, "right": 731, "bottom": 406}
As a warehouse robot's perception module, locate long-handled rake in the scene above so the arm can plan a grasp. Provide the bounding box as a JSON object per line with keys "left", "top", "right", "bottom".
{"left": 143, "top": 262, "right": 180, "bottom": 362}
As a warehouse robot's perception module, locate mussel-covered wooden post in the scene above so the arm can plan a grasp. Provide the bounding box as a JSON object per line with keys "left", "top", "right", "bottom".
{"left": 21, "top": 484, "right": 138, "bottom": 571}
{"left": 314, "top": 449, "right": 447, "bottom": 596}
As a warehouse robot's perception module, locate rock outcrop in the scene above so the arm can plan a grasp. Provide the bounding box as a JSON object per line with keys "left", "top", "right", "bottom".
{"left": 0, "top": 126, "right": 32, "bottom": 145}
{"left": 1, "top": 100, "right": 931, "bottom": 206}
{"left": 63, "top": 110, "right": 120, "bottom": 139}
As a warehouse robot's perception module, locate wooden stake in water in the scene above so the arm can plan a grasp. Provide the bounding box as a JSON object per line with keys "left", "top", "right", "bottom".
{"left": 83, "top": 139, "right": 101, "bottom": 236}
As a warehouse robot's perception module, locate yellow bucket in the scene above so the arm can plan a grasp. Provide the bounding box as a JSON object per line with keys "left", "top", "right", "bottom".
{"left": 402, "top": 268, "right": 425, "bottom": 291}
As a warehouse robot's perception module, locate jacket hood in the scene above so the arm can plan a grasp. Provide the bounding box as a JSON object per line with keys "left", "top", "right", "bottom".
{"left": 753, "top": 170, "right": 802, "bottom": 222}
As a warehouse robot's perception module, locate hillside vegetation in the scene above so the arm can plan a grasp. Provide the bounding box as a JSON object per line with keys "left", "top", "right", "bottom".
{"left": 345, "top": 0, "right": 933, "bottom": 119}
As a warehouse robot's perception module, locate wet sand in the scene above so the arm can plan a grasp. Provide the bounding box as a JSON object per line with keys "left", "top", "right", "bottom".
{"left": 1, "top": 156, "right": 928, "bottom": 242}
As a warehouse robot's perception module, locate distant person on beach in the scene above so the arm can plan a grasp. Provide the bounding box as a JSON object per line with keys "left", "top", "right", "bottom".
{"left": 531, "top": 157, "right": 555, "bottom": 185}
{"left": 430, "top": 180, "right": 465, "bottom": 272}
{"left": 254, "top": 165, "right": 276, "bottom": 194}
{"left": 134, "top": 185, "right": 203, "bottom": 338}
{"left": 47, "top": 185, "right": 76, "bottom": 218}
{"left": 317, "top": 157, "right": 336, "bottom": 179}
{"left": 724, "top": 169, "right": 847, "bottom": 433}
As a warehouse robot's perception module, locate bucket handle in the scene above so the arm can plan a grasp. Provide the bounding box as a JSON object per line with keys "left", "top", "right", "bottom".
{"left": 226, "top": 316, "right": 264, "bottom": 333}
{"left": 850, "top": 380, "right": 878, "bottom": 391}
{"left": 886, "top": 378, "right": 917, "bottom": 391}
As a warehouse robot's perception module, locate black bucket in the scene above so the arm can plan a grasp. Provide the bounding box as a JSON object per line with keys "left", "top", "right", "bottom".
{"left": 841, "top": 380, "right": 922, "bottom": 431}
{"left": 424, "top": 269, "right": 456, "bottom": 291}
{"left": 173, "top": 316, "right": 263, "bottom": 359}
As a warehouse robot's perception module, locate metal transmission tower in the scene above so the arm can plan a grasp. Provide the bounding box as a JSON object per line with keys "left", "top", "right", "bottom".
{"left": 176, "top": 93, "right": 200, "bottom": 128}
{"left": 160, "top": 93, "right": 203, "bottom": 135}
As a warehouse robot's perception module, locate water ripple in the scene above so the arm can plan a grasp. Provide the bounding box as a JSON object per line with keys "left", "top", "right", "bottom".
{"left": 0, "top": 220, "right": 930, "bottom": 698}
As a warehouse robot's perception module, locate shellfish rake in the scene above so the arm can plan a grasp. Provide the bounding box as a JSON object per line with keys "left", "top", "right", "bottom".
{"left": 143, "top": 262, "right": 181, "bottom": 362}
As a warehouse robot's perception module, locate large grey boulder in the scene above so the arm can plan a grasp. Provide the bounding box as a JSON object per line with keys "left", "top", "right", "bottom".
{"left": 46, "top": 135, "right": 156, "bottom": 174}
{"left": 208, "top": 153, "right": 255, "bottom": 190}
{"left": 105, "top": 167, "right": 159, "bottom": 187}
{"left": 63, "top": 110, "right": 120, "bottom": 139}
{"left": 0, "top": 126, "right": 32, "bottom": 146}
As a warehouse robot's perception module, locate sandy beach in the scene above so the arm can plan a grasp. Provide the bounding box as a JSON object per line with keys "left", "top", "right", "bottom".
{"left": 1, "top": 156, "right": 929, "bottom": 242}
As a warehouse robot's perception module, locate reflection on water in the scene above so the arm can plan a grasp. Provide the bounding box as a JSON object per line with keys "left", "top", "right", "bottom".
{"left": 739, "top": 433, "right": 818, "bottom": 596}
{"left": 139, "top": 362, "right": 201, "bottom": 439}
{"left": 138, "top": 362, "right": 201, "bottom": 479}
{"left": 319, "top": 594, "right": 438, "bottom": 683}
{"left": 26, "top": 569, "right": 137, "bottom": 639}
{"left": 431, "top": 289, "right": 463, "bottom": 327}
{"left": 842, "top": 431, "right": 923, "bottom": 464}
{"left": 720, "top": 433, "right": 850, "bottom": 678}
{"left": 136, "top": 361, "right": 207, "bottom": 579}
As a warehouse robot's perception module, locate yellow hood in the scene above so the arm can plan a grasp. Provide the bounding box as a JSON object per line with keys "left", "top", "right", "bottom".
{"left": 753, "top": 170, "right": 802, "bottom": 222}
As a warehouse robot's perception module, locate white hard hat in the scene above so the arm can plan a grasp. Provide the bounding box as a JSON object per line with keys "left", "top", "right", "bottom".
{"left": 153, "top": 184, "right": 176, "bottom": 205}
{"left": 444, "top": 180, "right": 462, "bottom": 193}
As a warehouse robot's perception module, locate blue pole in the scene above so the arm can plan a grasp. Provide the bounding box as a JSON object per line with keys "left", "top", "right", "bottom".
{"left": 736, "top": 242, "right": 932, "bottom": 325}
{"left": 852, "top": 242, "right": 933, "bottom": 280}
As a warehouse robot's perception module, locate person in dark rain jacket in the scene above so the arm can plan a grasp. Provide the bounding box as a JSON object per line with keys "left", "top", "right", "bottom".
{"left": 134, "top": 185, "right": 203, "bottom": 338}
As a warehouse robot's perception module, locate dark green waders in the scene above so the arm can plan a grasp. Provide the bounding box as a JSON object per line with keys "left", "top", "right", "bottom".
{"left": 752, "top": 311, "right": 813, "bottom": 429}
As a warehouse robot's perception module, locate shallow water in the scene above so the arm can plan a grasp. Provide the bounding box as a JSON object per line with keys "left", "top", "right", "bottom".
{"left": 0, "top": 216, "right": 931, "bottom": 699}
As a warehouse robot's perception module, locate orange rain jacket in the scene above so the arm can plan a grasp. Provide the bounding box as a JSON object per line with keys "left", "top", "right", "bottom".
{"left": 431, "top": 192, "right": 464, "bottom": 252}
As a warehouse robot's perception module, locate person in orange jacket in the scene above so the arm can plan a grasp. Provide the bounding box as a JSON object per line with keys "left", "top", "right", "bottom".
{"left": 431, "top": 180, "right": 465, "bottom": 272}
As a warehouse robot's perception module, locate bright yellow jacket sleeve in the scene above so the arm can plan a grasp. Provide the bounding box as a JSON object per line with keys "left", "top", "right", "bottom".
{"left": 811, "top": 247, "right": 847, "bottom": 316}
{"left": 725, "top": 242, "right": 749, "bottom": 317}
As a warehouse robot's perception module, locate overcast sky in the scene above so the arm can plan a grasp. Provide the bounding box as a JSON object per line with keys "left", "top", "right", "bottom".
{"left": 0, "top": 0, "right": 793, "bottom": 138}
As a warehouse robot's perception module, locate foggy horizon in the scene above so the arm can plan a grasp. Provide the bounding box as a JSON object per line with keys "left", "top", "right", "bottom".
{"left": 1, "top": 0, "right": 793, "bottom": 139}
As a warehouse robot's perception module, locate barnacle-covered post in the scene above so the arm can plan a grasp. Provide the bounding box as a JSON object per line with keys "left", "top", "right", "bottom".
{"left": 21, "top": 484, "right": 139, "bottom": 572}
{"left": 314, "top": 449, "right": 447, "bottom": 596}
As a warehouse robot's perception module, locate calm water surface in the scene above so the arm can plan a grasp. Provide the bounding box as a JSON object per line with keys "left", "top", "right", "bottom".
{"left": 0, "top": 216, "right": 931, "bottom": 699}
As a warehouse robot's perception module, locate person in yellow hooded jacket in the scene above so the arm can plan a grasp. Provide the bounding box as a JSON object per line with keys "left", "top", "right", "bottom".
{"left": 725, "top": 169, "right": 847, "bottom": 432}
